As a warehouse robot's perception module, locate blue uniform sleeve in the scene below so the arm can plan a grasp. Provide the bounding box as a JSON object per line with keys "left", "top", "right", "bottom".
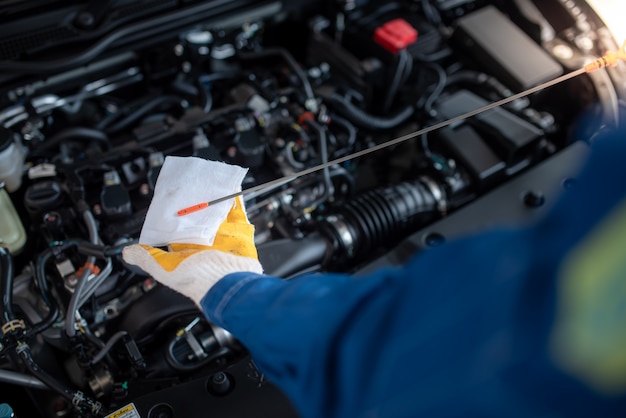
{"left": 200, "top": 134, "right": 626, "bottom": 418}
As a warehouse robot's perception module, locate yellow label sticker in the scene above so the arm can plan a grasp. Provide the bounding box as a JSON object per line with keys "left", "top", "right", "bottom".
{"left": 551, "top": 199, "right": 626, "bottom": 395}
{"left": 105, "top": 403, "right": 141, "bottom": 418}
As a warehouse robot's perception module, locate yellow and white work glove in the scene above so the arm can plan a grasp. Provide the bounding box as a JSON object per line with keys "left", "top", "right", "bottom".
{"left": 122, "top": 197, "right": 262, "bottom": 306}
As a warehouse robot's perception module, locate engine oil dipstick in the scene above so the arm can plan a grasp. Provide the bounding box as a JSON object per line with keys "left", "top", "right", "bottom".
{"left": 584, "top": 41, "right": 626, "bottom": 73}
{"left": 176, "top": 202, "right": 209, "bottom": 216}
{"left": 177, "top": 44, "right": 626, "bottom": 217}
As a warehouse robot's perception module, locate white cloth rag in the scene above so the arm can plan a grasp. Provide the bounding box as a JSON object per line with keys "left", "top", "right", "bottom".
{"left": 139, "top": 156, "right": 248, "bottom": 247}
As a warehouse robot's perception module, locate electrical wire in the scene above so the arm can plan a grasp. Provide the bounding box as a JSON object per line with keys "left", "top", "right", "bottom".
{"left": 203, "top": 89, "right": 214, "bottom": 113}
{"left": 423, "top": 63, "right": 448, "bottom": 117}
{"left": 330, "top": 114, "right": 357, "bottom": 148}
{"left": 356, "top": 3, "right": 403, "bottom": 27}
{"left": 76, "top": 240, "right": 137, "bottom": 258}
{"left": 66, "top": 210, "right": 100, "bottom": 338}
{"left": 383, "top": 50, "right": 411, "bottom": 113}
{"left": 77, "top": 258, "right": 113, "bottom": 309}
{"left": 2, "top": 247, "right": 103, "bottom": 412}
{"left": 304, "top": 119, "right": 334, "bottom": 209}
{"left": 329, "top": 165, "right": 356, "bottom": 196}
{"left": 401, "top": 52, "right": 414, "bottom": 84}
{"left": 0, "top": 245, "right": 15, "bottom": 324}
{"left": 17, "top": 343, "right": 105, "bottom": 416}
{"left": 83, "top": 323, "right": 106, "bottom": 349}
{"left": 197, "top": 72, "right": 240, "bottom": 113}
{"left": 28, "top": 243, "right": 70, "bottom": 336}
{"left": 420, "top": 132, "right": 433, "bottom": 158}
{"left": 285, "top": 143, "right": 306, "bottom": 169}
{"left": 90, "top": 331, "right": 128, "bottom": 365}
{"left": 65, "top": 264, "right": 93, "bottom": 339}
{"left": 421, "top": 0, "right": 442, "bottom": 26}
{"left": 84, "top": 210, "right": 100, "bottom": 246}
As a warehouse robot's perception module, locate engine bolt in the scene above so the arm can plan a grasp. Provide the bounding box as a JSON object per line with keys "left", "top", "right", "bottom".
{"left": 552, "top": 44, "right": 573, "bottom": 60}
{"left": 523, "top": 190, "right": 545, "bottom": 208}
{"left": 67, "top": 275, "right": 78, "bottom": 288}
{"left": 308, "top": 67, "right": 322, "bottom": 78}
{"left": 139, "top": 184, "right": 150, "bottom": 196}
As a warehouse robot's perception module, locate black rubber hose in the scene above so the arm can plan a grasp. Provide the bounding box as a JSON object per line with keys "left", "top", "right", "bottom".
{"left": 1, "top": 250, "right": 102, "bottom": 414}
{"left": 237, "top": 48, "right": 315, "bottom": 102}
{"left": 324, "top": 180, "right": 440, "bottom": 258}
{"left": 90, "top": 331, "right": 128, "bottom": 365}
{"left": 32, "top": 127, "right": 110, "bottom": 156}
{"left": 76, "top": 240, "right": 136, "bottom": 258}
{"left": 304, "top": 120, "right": 334, "bottom": 208}
{"left": 18, "top": 345, "right": 105, "bottom": 416}
{"left": 445, "top": 70, "right": 514, "bottom": 99}
{"left": 104, "top": 95, "right": 183, "bottom": 134}
{"left": 382, "top": 50, "right": 410, "bottom": 113}
{"left": 330, "top": 114, "right": 357, "bottom": 148}
{"left": 423, "top": 63, "right": 448, "bottom": 116}
{"left": 18, "top": 346, "right": 75, "bottom": 401}
{"left": 27, "top": 243, "right": 78, "bottom": 336}
{"left": 356, "top": 3, "right": 403, "bottom": 27}
{"left": 421, "top": 0, "right": 442, "bottom": 26}
{"left": 260, "top": 180, "right": 443, "bottom": 274}
{"left": 327, "top": 93, "right": 414, "bottom": 130}
{"left": 0, "top": 246, "right": 15, "bottom": 324}
{"left": 413, "top": 48, "right": 453, "bottom": 63}
{"left": 4, "top": 245, "right": 104, "bottom": 416}
{"left": 66, "top": 209, "right": 99, "bottom": 338}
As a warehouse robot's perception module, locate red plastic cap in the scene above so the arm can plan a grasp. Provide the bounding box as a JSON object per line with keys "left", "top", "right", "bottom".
{"left": 373, "top": 18, "right": 418, "bottom": 55}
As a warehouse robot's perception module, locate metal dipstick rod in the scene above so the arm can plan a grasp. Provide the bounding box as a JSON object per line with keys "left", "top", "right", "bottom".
{"left": 177, "top": 42, "right": 626, "bottom": 216}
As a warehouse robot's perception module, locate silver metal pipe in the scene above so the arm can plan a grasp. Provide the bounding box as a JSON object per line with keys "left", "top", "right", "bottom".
{"left": 0, "top": 368, "right": 48, "bottom": 390}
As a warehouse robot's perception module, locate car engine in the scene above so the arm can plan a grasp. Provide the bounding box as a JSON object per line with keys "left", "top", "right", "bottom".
{"left": 0, "top": 0, "right": 624, "bottom": 416}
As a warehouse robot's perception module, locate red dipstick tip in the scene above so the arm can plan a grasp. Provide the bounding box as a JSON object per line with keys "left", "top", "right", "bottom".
{"left": 177, "top": 202, "right": 209, "bottom": 216}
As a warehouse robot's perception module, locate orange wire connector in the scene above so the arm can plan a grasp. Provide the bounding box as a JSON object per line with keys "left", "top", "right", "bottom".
{"left": 584, "top": 41, "right": 626, "bottom": 73}
{"left": 177, "top": 201, "right": 209, "bottom": 216}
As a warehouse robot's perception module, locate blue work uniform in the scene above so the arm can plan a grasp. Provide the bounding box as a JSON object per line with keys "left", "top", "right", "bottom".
{"left": 200, "top": 132, "right": 626, "bottom": 418}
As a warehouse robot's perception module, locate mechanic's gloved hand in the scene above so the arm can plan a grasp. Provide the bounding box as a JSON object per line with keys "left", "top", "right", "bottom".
{"left": 122, "top": 197, "right": 262, "bottom": 306}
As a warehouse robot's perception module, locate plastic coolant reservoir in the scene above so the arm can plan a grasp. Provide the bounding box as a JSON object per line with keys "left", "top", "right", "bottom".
{"left": 0, "top": 187, "right": 26, "bottom": 254}
{"left": 0, "top": 127, "right": 25, "bottom": 192}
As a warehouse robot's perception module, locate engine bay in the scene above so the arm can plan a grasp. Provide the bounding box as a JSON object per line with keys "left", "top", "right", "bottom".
{"left": 0, "top": 0, "right": 624, "bottom": 416}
